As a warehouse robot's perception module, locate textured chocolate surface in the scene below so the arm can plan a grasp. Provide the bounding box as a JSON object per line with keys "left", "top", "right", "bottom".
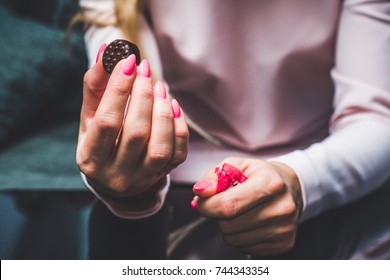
{"left": 102, "top": 39, "right": 141, "bottom": 74}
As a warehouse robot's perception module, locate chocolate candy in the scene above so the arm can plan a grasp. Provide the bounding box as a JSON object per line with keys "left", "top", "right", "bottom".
{"left": 102, "top": 39, "right": 141, "bottom": 74}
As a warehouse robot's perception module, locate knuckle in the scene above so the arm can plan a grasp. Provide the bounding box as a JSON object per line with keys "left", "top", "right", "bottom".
{"left": 171, "top": 149, "right": 188, "bottom": 166}
{"left": 271, "top": 175, "right": 286, "bottom": 192}
{"left": 148, "top": 146, "right": 173, "bottom": 165}
{"left": 76, "top": 150, "right": 99, "bottom": 178}
{"left": 77, "top": 157, "right": 98, "bottom": 179}
{"left": 110, "top": 82, "right": 130, "bottom": 97}
{"left": 94, "top": 114, "right": 121, "bottom": 136}
{"left": 276, "top": 199, "right": 298, "bottom": 219}
{"left": 266, "top": 172, "right": 285, "bottom": 192}
{"left": 277, "top": 224, "right": 296, "bottom": 238}
{"left": 257, "top": 172, "right": 285, "bottom": 198}
{"left": 219, "top": 193, "right": 239, "bottom": 218}
{"left": 83, "top": 70, "right": 94, "bottom": 88}
{"left": 135, "top": 84, "right": 153, "bottom": 100}
{"left": 283, "top": 202, "right": 298, "bottom": 217}
{"left": 157, "top": 109, "right": 174, "bottom": 122}
{"left": 271, "top": 175, "right": 286, "bottom": 193}
{"left": 124, "top": 124, "right": 150, "bottom": 145}
{"left": 83, "top": 71, "right": 105, "bottom": 95}
{"left": 175, "top": 128, "right": 190, "bottom": 141}
{"left": 105, "top": 176, "right": 130, "bottom": 194}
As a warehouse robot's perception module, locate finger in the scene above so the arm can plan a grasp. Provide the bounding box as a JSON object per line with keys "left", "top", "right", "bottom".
{"left": 221, "top": 217, "right": 297, "bottom": 247}
{"left": 196, "top": 170, "right": 286, "bottom": 219}
{"left": 218, "top": 189, "right": 297, "bottom": 234}
{"left": 191, "top": 162, "right": 219, "bottom": 197}
{"left": 79, "top": 43, "right": 109, "bottom": 135}
{"left": 82, "top": 55, "right": 137, "bottom": 164}
{"left": 141, "top": 81, "right": 175, "bottom": 174}
{"left": 193, "top": 180, "right": 217, "bottom": 197}
{"left": 238, "top": 237, "right": 296, "bottom": 256}
{"left": 193, "top": 157, "right": 249, "bottom": 198}
{"left": 112, "top": 60, "right": 154, "bottom": 171}
{"left": 160, "top": 99, "right": 189, "bottom": 174}
{"left": 190, "top": 196, "right": 199, "bottom": 210}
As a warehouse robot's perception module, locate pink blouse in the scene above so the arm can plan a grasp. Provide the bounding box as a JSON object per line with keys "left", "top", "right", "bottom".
{"left": 80, "top": 0, "right": 390, "bottom": 221}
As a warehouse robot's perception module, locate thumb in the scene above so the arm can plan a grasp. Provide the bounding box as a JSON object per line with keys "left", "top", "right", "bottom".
{"left": 192, "top": 180, "right": 217, "bottom": 198}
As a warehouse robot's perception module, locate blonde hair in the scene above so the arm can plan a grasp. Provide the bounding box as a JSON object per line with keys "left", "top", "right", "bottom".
{"left": 69, "top": 0, "right": 141, "bottom": 47}
{"left": 114, "top": 0, "right": 143, "bottom": 45}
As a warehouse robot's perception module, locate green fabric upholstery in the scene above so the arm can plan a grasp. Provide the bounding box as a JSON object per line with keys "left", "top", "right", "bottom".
{"left": 0, "top": 122, "right": 84, "bottom": 190}
{"left": 0, "top": 0, "right": 87, "bottom": 190}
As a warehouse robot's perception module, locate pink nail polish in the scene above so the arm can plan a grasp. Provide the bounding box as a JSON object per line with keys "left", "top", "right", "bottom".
{"left": 193, "top": 180, "right": 213, "bottom": 192}
{"left": 121, "top": 54, "right": 136, "bottom": 76}
{"left": 137, "top": 59, "right": 151, "bottom": 77}
{"left": 190, "top": 200, "right": 197, "bottom": 210}
{"left": 154, "top": 81, "right": 167, "bottom": 99}
{"left": 171, "top": 99, "right": 181, "bottom": 118}
{"left": 95, "top": 43, "right": 107, "bottom": 63}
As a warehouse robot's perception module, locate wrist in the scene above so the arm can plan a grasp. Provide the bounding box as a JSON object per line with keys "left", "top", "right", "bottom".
{"left": 80, "top": 172, "right": 170, "bottom": 220}
{"left": 85, "top": 176, "right": 168, "bottom": 213}
{"left": 105, "top": 177, "right": 167, "bottom": 203}
{"left": 86, "top": 175, "right": 167, "bottom": 198}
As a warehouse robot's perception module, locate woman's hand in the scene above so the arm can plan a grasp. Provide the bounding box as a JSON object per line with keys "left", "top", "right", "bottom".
{"left": 76, "top": 51, "right": 189, "bottom": 199}
{"left": 192, "top": 157, "right": 303, "bottom": 256}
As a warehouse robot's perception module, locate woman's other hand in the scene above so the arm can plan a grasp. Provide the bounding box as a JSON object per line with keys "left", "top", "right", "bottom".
{"left": 192, "top": 157, "right": 303, "bottom": 256}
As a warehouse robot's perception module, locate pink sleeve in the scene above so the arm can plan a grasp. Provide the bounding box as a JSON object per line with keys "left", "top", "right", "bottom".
{"left": 272, "top": 0, "right": 390, "bottom": 221}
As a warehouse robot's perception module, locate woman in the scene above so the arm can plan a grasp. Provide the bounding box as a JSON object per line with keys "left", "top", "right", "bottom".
{"left": 76, "top": 0, "right": 390, "bottom": 258}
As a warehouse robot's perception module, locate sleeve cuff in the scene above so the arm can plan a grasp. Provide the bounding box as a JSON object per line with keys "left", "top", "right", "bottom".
{"left": 81, "top": 172, "right": 170, "bottom": 219}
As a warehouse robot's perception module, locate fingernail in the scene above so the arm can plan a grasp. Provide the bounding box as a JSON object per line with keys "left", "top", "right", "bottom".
{"left": 137, "top": 59, "right": 151, "bottom": 77}
{"left": 190, "top": 199, "right": 197, "bottom": 210}
{"left": 154, "top": 81, "right": 166, "bottom": 99}
{"left": 172, "top": 99, "right": 181, "bottom": 118}
{"left": 193, "top": 180, "right": 213, "bottom": 192}
{"left": 95, "top": 43, "right": 107, "bottom": 63}
{"left": 121, "top": 54, "right": 136, "bottom": 76}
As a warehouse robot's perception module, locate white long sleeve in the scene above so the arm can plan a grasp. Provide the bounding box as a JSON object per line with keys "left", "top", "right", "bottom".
{"left": 273, "top": 1, "right": 390, "bottom": 221}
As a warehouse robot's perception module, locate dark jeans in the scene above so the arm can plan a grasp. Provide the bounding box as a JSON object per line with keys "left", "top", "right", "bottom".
{"left": 88, "top": 179, "right": 390, "bottom": 260}
{"left": 88, "top": 184, "right": 246, "bottom": 260}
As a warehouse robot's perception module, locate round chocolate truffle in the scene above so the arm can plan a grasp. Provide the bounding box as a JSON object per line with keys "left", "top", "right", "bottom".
{"left": 102, "top": 39, "right": 141, "bottom": 74}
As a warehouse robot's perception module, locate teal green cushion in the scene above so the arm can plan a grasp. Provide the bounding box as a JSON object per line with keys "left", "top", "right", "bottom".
{"left": 0, "top": 1, "right": 87, "bottom": 190}
{"left": 0, "top": 4, "right": 86, "bottom": 146}
{"left": 0, "top": 122, "right": 85, "bottom": 190}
